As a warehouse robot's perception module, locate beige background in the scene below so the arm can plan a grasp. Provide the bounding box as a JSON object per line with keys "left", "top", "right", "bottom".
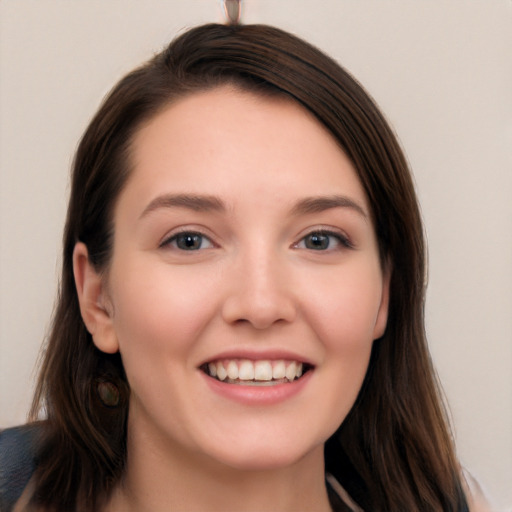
{"left": 1, "top": 1, "right": 510, "bottom": 509}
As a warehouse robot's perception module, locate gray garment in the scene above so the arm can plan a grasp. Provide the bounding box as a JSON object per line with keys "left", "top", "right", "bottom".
{"left": 0, "top": 424, "right": 40, "bottom": 512}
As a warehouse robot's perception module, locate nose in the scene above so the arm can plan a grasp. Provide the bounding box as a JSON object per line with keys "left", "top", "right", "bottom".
{"left": 221, "top": 248, "right": 297, "bottom": 329}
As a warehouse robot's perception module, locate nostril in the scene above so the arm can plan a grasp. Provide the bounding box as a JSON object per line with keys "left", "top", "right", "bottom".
{"left": 221, "top": 296, "right": 296, "bottom": 329}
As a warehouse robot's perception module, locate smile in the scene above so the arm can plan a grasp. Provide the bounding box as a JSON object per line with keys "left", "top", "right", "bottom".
{"left": 202, "top": 359, "right": 312, "bottom": 386}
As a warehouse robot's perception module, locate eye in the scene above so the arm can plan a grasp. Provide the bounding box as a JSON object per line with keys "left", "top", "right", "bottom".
{"left": 162, "top": 231, "right": 214, "bottom": 251}
{"left": 295, "top": 230, "right": 351, "bottom": 251}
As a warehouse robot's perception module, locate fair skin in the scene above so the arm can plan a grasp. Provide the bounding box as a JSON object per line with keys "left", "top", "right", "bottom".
{"left": 73, "top": 87, "right": 390, "bottom": 512}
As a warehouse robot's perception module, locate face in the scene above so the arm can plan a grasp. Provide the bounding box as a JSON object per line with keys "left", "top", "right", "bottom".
{"left": 80, "top": 87, "right": 389, "bottom": 472}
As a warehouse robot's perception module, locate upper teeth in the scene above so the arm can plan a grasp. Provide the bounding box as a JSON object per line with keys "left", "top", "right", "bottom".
{"left": 207, "top": 359, "right": 304, "bottom": 382}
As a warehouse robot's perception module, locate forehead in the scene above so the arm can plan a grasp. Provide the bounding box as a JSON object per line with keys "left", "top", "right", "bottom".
{"left": 123, "top": 86, "right": 369, "bottom": 213}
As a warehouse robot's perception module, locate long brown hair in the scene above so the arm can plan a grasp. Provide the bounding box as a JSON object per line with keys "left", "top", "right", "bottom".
{"left": 30, "top": 23, "right": 468, "bottom": 511}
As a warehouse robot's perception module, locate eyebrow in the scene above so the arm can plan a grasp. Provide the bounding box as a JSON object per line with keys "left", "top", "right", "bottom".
{"left": 290, "top": 195, "right": 368, "bottom": 218}
{"left": 139, "top": 193, "right": 367, "bottom": 220}
{"left": 140, "top": 194, "right": 226, "bottom": 218}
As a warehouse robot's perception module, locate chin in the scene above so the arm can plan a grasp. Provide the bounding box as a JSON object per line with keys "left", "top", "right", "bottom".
{"left": 204, "top": 438, "right": 324, "bottom": 473}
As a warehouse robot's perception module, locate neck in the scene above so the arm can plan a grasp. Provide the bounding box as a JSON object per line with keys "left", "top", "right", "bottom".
{"left": 105, "top": 417, "right": 332, "bottom": 512}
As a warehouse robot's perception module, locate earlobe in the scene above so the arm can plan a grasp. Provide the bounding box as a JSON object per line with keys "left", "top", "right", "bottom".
{"left": 373, "top": 262, "right": 392, "bottom": 340}
{"left": 73, "top": 242, "right": 119, "bottom": 354}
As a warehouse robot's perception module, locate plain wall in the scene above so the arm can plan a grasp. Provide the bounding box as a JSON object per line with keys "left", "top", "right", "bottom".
{"left": 1, "top": 1, "right": 510, "bottom": 509}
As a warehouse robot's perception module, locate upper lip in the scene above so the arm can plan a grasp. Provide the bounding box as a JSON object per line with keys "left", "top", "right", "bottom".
{"left": 198, "top": 348, "right": 315, "bottom": 367}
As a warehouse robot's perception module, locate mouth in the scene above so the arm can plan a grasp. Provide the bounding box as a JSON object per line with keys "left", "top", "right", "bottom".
{"left": 200, "top": 359, "right": 313, "bottom": 386}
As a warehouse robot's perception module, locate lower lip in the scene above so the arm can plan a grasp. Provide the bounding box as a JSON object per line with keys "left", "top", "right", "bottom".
{"left": 201, "top": 370, "right": 313, "bottom": 406}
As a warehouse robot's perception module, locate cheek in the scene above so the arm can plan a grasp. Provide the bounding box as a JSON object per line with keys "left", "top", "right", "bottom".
{"left": 302, "top": 262, "right": 385, "bottom": 350}
{"left": 107, "top": 263, "right": 222, "bottom": 435}
{"left": 298, "top": 262, "right": 383, "bottom": 425}
{"left": 109, "top": 261, "right": 220, "bottom": 361}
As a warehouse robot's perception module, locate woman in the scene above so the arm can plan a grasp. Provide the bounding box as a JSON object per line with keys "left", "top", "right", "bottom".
{"left": 1, "top": 22, "right": 486, "bottom": 511}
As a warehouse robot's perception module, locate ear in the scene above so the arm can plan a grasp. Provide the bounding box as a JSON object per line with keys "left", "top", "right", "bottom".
{"left": 73, "top": 242, "right": 119, "bottom": 354}
{"left": 373, "top": 261, "right": 391, "bottom": 340}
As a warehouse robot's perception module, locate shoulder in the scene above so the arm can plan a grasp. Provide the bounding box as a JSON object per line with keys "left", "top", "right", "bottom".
{"left": 462, "top": 469, "right": 496, "bottom": 512}
{"left": 0, "top": 423, "right": 43, "bottom": 512}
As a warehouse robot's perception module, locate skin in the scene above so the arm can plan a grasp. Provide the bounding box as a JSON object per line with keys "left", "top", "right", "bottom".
{"left": 74, "top": 86, "right": 390, "bottom": 511}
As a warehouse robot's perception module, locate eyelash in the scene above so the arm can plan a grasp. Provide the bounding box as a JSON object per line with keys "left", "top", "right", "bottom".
{"left": 160, "top": 230, "right": 215, "bottom": 251}
{"left": 293, "top": 230, "right": 353, "bottom": 252}
{"left": 161, "top": 228, "right": 352, "bottom": 252}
